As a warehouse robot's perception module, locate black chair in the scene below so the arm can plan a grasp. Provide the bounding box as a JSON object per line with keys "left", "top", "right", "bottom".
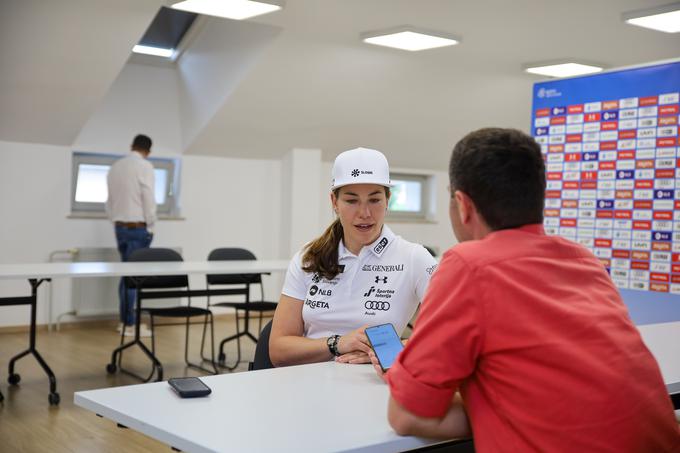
{"left": 204, "top": 248, "right": 277, "bottom": 370}
{"left": 248, "top": 320, "right": 274, "bottom": 371}
{"left": 107, "top": 248, "right": 217, "bottom": 382}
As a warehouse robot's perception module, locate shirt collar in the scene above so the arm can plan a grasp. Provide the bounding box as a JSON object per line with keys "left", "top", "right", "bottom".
{"left": 488, "top": 223, "right": 545, "bottom": 238}
{"left": 514, "top": 223, "right": 545, "bottom": 235}
{"left": 338, "top": 224, "right": 397, "bottom": 260}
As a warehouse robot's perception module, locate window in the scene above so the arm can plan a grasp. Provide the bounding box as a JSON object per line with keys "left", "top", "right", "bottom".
{"left": 387, "top": 172, "right": 435, "bottom": 221}
{"left": 71, "top": 152, "right": 180, "bottom": 217}
{"left": 132, "top": 6, "right": 198, "bottom": 60}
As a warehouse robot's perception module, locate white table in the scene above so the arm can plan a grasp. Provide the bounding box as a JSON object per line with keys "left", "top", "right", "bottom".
{"left": 0, "top": 260, "right": 289, "bottom": 406}
{"left": 0, "top": 260, "right": 290, "bottom": 280}
{"left": 75, "top": 361, "right": 452, "bottom": 453}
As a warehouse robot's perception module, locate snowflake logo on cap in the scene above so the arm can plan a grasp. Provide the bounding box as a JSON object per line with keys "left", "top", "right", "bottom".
{"left": 351, "top": 169, "right": 360, "bottom": 177}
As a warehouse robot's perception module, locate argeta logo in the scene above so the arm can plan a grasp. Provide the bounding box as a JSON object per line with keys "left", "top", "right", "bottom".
{"left": 351, "top": 169, "right": 360, "bottom": 177}
{"left": 373, "top": 237, "right": 388, "bottom": 254}
{"left": 363, "top": 286, "right": 376, "bottom": 297}
{"left": 312, "top": 273, "right": 321, "bottom": 283}
{"left": 375, "top": 276, "right": 387, "bottom": 284}
{"left": 309, "top": 285, "right": 319, "bottom": 296}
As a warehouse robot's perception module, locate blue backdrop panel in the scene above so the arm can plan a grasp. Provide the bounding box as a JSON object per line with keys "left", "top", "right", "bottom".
{"left": 531, "top": 60, "right": 680, "bottom": 326}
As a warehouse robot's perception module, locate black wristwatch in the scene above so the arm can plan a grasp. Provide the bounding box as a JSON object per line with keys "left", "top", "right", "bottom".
{"left": 326, "top": 335, "right": 341, "bottom": 356}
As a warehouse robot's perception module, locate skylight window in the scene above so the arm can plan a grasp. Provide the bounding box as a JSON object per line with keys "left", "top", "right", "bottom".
{"left": 132, "top": 6, "right": 197, "bottom": 59}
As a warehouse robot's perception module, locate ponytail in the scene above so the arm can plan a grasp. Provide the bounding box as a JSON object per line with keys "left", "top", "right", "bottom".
{"left": 302, "top": 218, "right": 344, "bottom": 280}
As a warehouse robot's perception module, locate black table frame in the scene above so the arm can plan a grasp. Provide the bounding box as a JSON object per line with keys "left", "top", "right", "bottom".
{"left": 0, "top": 278, "right": 60, "bottom": 405}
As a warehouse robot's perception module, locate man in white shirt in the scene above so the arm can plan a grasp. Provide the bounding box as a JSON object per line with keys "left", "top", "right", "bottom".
{"left": 106, "top": 134, "right": 157, "bottom": 337}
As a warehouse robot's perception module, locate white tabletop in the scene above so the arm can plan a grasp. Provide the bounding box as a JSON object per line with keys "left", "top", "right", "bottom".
{"left": 75, "top": 362, "right": 444, "bottom": 453}
{"left": 0, "top": 260, "right": 290, "bottom": 280}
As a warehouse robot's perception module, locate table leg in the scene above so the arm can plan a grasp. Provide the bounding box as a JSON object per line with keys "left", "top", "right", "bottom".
{"left": 6, "top": 279, "right": 60, "bottom": 405}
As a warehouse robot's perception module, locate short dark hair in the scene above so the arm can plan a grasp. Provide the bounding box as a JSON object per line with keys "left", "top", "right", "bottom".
{"left": 448, "top": 128, "right": 545, "bottom": 230}
{"left": 131, "top": 134, "right": 152, "bottom": 151}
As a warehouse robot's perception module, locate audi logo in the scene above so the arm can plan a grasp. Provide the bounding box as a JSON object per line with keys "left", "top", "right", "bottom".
{"left": 364, "top": 301, "right": 390, "bottom": 311}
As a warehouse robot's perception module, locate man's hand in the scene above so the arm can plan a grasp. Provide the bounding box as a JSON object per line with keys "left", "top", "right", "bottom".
{"left": 368, "top": 350, "right": 387, "bottom": 382}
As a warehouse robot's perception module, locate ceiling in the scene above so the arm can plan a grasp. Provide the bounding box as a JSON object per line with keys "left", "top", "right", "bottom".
{"left": 1, "top": 0, "right": 679, "bottom": 170}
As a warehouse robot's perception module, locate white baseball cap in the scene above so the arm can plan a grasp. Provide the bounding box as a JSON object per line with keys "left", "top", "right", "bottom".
{"left": 331, "top": 147, "right": 392, "bottom": 190}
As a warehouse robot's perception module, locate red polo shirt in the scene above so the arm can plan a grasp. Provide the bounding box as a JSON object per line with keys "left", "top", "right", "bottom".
{"left": 387, "top": 224, "right": 679, "bottom": 452}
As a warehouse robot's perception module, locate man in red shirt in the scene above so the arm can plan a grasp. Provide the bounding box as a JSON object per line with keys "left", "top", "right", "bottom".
{"left": 373, "top": 128, "right": 680, "bottom": 451}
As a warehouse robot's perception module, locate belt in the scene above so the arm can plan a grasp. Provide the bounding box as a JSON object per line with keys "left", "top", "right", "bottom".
{"left": 115, "top": 221, "right": 147, "bottom": 228}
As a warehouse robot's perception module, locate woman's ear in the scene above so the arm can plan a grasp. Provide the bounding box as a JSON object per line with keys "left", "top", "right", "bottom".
{"left": 331, "top": 191, "right": 338, "bottom": 214}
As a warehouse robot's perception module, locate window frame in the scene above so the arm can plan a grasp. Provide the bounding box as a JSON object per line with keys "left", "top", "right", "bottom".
{"left": 70, "top": 151, "right": 180, "bottom": 217}
{"left": 387, "top": 171, "right": 436, "bottom": 222}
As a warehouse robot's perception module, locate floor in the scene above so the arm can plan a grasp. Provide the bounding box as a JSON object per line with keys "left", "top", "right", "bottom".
{"left": 0, "top": 317, "right": 263, "bottom": 452}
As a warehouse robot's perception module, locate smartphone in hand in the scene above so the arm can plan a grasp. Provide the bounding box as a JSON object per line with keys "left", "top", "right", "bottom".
{"left": 365, "top": 323, "right": 404, "bottom": 372}
{"left": 168, "top": 377, "right": 212, "bottom": 398}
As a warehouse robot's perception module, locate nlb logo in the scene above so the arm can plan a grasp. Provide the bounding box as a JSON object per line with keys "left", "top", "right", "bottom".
{"left": 309, "top": 285, "right": 332, "bottom": 296}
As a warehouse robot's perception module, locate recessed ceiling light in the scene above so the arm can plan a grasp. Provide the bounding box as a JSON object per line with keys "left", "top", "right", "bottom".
{"left": 361, "top": 27, "right": 460, "bottom": 51}
{"left": 171, "top": 0, "right": 283, "bottom": 20}
{"left": 524, "top": 62, "right": 604, "bottom": 78}
{"left": 132, "top": 45, "right": 175, "bottom": 58}
{"left": 623, "top": 2, "right": 680, "bottom": 33}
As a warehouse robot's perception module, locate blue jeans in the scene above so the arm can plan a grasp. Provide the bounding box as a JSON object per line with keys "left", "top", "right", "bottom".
{"left": 115, "top": 225, "right": 153, "bottom": 326}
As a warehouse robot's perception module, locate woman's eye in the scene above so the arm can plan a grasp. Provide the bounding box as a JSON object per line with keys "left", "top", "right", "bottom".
{"left": 370, "top": 198, "right": 382, "bottom": 203}
{"left": 345, "top": 199, "right": 358, "bottom": 204}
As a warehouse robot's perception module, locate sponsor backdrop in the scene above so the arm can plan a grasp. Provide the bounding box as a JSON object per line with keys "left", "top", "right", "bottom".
{"left": 531, "top": 59, "right": 680, "bottom": 326}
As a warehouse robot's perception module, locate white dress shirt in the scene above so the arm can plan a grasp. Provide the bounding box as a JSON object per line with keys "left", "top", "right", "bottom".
{"left": 106, "top": 151, "right": 157, "bottom": 232}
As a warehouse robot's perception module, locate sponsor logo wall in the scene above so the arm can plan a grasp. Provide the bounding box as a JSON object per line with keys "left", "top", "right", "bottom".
{"left": 532, "top": 60, "right": 680, "bottom": 325}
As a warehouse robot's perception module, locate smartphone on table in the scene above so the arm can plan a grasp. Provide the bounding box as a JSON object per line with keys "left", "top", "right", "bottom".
{"left": 168, "top": 377, "right": 212, "bottom": 398}
{"left": 365, "top": 323, "right": 404, "bottom": 372}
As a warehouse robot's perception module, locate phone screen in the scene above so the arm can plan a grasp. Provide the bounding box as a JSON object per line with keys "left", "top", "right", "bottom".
{"left": 365, "top": 323, "right": 403, "bottom": 371}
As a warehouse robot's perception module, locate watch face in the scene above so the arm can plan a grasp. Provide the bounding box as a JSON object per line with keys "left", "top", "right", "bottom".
{"left": 327, "top": 335, "right": 339, "bottom": 355}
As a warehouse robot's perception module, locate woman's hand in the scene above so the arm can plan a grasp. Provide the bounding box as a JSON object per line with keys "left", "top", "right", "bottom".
{"left": 335, "top": 351, "right": 370, "bottom": 364}
{"left": 337, "top": 325, "right": 371, "bottom": 356}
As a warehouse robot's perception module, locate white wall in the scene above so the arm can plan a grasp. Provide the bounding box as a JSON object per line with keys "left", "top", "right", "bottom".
{"left": 0, "top": 140, "right": 283, "bottom": 327}
{"left": 75, "top": 62, "right": 183, "bottom": 155}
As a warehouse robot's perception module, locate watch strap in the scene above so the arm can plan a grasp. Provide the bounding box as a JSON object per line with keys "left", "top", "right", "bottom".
{"left": 327, "top": 334, "right": 341, "bottom": 356}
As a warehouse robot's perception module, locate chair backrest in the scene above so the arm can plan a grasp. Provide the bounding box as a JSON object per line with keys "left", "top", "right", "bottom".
{"left": 249, "top": 320, "right": 274, "bottom": 371}
{"left": 206, "top": 247, "right": 263, "bottom": 286}
{"left": 125, "top": 247, "right": 188, "bottom": 289}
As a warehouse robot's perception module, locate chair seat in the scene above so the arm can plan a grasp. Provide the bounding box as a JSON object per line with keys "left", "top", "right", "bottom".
{"left": 142, "top": 306, "right": 211, "bottom": 317}
{"left": 211, "top": 301, "right": 277, "bottom": 312}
